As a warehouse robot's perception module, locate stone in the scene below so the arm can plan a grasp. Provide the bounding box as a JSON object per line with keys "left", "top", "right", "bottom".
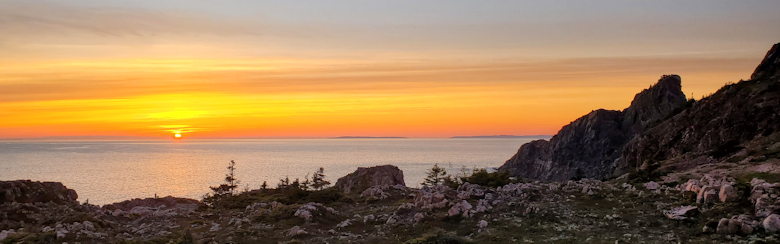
{"left": 288, "top": 226, "right": 306, "bottom": 236}
{"left": 57, "top": 229, "right": 68, "bottom": 239}
{"left": 0, "top": 230, "right": 16, "bottom": 241}
{"left": 478, "top": 220, "right": 488, "bottom": 230}
{"left": 129, "top": 206, "right": 153, "bottom": 215}
{"left": 363, "top": 214, "right": 375, "bottom": 224}
{"left": 413, "top": 213, "right": 425, "bottom": 222}
{"left": 448, "top": 200, "right": 474, "bottom": 217}
{"left": 663, "top": 206, "right": 697, "bottom": 220}
{"left": 360, "top": 186, "right": 390, "bottom": 199}
{"left": 719, "top": 185, "right": 738, "bottom": 202}
{"left": 209, "top": 223, "right": 220, "bottom": 232}
{"left": 336, "top": 219, "right": 351, "bottom": 229}
{"left": 386, "top": 215, "right": 397, "bottom": 225}
{"left": 643, "top": 181, "right": 660, "bottom": 190}
{"left": 335, "top": 165, "right": 406, "bottom": 194}
{"left": 763, "top": 214, "right": 780, "bottom": 233}
{"left": 716, "top": 218, "right": 741, "bottom": 235}
{"left": 697, "top": 187, "right": 719, "bottom": 204}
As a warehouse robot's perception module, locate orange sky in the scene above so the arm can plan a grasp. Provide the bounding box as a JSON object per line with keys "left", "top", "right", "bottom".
{"left": 1, "top": 1, "right": 778, "bottom": 139}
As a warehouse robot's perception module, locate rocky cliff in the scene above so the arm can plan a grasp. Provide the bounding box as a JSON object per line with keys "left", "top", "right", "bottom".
{"left": 499, "top": 74, "right": 688, "bottom": 181}
{"left": 620, "top": 43, "right": 780, "bottom": 173}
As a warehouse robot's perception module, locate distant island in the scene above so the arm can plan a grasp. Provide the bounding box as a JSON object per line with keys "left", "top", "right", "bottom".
{"left": 450, "top": 135, "right": 551, "bottom": 139}
{"left": 329, "top": 136, "right": 407, "bottom": 139}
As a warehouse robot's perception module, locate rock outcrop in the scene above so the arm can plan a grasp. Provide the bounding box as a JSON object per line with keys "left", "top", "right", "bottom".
{"left": 334, "top": 165, "right": 406, "bottom": 194}
{"left": 621, "top": 43, "right": 780, "bottom": 172}
{"left": 0, "top": 180, "right": 78, "bottom": 204}
{"left": 500, "top": 75, "right": 687, "bottom": 181}
{"left": 102, "top": 196, "right": 201, "bottom": 211}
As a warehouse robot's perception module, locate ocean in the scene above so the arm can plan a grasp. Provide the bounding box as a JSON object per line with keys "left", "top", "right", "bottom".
{"left": 0, "top": 138, "right": 542, "bottom": 205}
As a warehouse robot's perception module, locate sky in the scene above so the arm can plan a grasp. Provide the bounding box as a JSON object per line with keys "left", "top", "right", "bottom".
{"left": 1, "top": 0, "right": 779, "bottom": 138}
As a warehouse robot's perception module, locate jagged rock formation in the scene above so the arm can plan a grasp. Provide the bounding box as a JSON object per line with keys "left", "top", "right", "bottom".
{"left": 500, "top": 75, "right": 687, "bottom": 181}
{"left": 334, "top": 165, "right": 405, "bottom": 194}
{"left": 620, "top": 43, "right": 780, "bottom": 172}
{"left": 0, "top": 180, "right": 78, "bottom": 204}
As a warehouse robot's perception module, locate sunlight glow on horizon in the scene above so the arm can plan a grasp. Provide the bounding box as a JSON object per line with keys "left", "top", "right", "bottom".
{"left": 1, "top": 1, "right": 778, "bottom": 139}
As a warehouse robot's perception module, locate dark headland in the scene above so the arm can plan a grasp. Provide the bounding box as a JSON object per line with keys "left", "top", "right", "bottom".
{"left": 2, "top": 43, "right": 780, "bottom": 243}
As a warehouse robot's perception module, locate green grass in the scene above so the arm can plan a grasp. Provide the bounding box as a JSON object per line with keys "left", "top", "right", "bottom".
{"left": 736, "top": 172, "right": 780, "bottom": 183}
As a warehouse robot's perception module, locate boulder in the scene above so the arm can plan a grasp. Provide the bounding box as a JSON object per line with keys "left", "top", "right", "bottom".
{"left": 447, "top": 200, "right": 474, "bottom": 218}
{"left": 716, "top": 218, "right": 742, "bottom": 235}
{"left": 335, "top": 165, "right": 405, "bottom": 194}
{"left": 719, "top": 185, "right": 738, "bottom": 202}
{"left": 763, "top": 214, "right": 780, "bottom": 233}
{"left": 288, "top": 226, "right": 307, "bottom": 236}
{"left": 0, "top": 180, "right": 78, "bottom": 204}
{"left": 697, "top": 186, "right": 719, "bottom": 204}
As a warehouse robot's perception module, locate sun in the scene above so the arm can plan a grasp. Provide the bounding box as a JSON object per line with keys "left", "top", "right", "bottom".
{"left": 174, "top": 133, "right": 182, "bottom": 139}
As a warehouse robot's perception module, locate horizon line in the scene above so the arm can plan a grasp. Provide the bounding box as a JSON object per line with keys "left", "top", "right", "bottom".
{"left": 0, "top": 134, "right": 554, "bottom": 140}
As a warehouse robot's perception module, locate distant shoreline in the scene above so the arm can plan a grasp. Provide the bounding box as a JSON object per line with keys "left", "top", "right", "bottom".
{"left": 450, "top": 135, "right": 551, "bottom": 139}
{"left": 328, "top": 136, "right": 407, "bottom": 139}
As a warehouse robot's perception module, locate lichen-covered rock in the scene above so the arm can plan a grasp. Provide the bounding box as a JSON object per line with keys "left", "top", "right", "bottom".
{"left": 0, "top": 180, "right": 78, "bottom": 204}
{"left": 335, "top": 165, "right": 405, "bottom": 194}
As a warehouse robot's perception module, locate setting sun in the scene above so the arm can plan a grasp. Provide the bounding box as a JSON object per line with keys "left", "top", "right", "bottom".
{"left": 174, "top": 133, "right": 182, "bottom": 138}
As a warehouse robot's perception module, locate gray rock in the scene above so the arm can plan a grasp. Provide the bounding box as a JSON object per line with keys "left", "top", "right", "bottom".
{"left": 719, "top": 185, "right": 738, "bottom": 202}
{"left": 763, "top": 214, "right": 780, "bottom": 233}
{"left": 335, "top": 165, "right": 405, "bottom": 194}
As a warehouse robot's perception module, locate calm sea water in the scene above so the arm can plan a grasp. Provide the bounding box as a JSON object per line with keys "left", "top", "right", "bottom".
{"left": 0, "top": 138, "right": 542, "bottom": 205}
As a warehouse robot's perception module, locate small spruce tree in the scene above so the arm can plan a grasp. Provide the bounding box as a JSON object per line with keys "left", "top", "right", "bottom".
{"left": 422, "top": 163, "right": 447, "bottom": 186}
{"left": 209, "top": 160, "right": 239, "bottom": 196}
{"left": 311, "top": 167, "right": 331, "bottom": 190}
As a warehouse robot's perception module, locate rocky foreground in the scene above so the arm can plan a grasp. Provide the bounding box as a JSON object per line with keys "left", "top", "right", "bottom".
{"left": 2, "top": 164, "right": 780, "bottom": 243}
